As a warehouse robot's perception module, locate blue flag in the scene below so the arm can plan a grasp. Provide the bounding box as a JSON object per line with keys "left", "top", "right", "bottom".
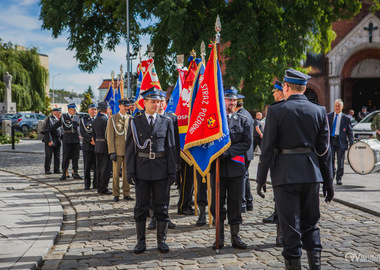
{"left": 104, "top": 80, "right": 116, "bottom": 115}
{"left": 114, "top": 82, "right": 122, "bottom": 114}
{"left": 165, "top": 75, "right": 181, "bottom": 114}
{"left": 183, "top": 43, "right": 230, "bottom": 177}
{"left": 133, "top": 70, "right": 143, "bottom": 115}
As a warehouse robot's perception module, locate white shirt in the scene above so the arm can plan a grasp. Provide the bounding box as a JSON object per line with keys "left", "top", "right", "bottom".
{"left": 145, "top": 112, "right": 157, "bottom": 125}
{"left": 333, "top": 112, "right": 342, "bottom": 136}
{"left": 118, "top": 111, "right": 126, "bottom": 120}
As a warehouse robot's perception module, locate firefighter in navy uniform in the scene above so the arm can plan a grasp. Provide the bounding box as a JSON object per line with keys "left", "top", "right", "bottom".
{"left": 125, "top": 87, "right": 176, "bottom": 254}
{"left": 43, "top": 107, "right": 62, "bottom": 174}
{"left": 234, "top": 91, "right": 254, "bottom": 213}
{"left": 80, "top": 103, "right": 98, "bottom": 190}
{"left": 262, "top": 80, "right": 285, "bottom": 247}
{"left": 210, "top": 87, "right": 252, "bottom": 250}
{"left": 256, "top": 69, "right": 334, "bottom": 270}
{"left": 147, "top": 91, "right": 179, "bottom": 230}
{"left": 48, "top": 103, "right": 82, "bottom": 180}
{"left": 92, "top": 101, "right": 112, "bottom": 195}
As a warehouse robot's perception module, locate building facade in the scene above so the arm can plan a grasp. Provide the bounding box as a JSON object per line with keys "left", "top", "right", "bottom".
{"left": 308, "top": 8, "right": 380, "bottom": 114}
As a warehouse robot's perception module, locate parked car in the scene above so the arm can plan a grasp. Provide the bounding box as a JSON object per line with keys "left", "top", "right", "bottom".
{"left": 12, "top": 113, "right": 46, "bottom": 133}
{"left": 352, "top": 110, "right": 380, "bottom": 141}
{"left": 0, "top": 113, "right": 16, "bottom": 128}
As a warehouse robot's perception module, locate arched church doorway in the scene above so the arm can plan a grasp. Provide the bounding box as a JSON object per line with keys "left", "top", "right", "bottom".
{"left": 304, "top": 88, "right": 319, "bottom": 103}
{"left": 351, "top": 78, "right": 380, "bottom": 113}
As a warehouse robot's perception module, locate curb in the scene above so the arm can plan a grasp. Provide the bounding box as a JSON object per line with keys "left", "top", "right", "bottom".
{"left": 14, "top": 191, "right": 63, "bottom": 270}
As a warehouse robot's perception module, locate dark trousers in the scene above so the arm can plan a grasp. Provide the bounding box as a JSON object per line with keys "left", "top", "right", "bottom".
{"left": 274, "top": 183, "right": 322, "bottom": 259}
{"left": 242, "top": 161, "right": 253, "bottom": 208}
{"left": 331, "top": 136, "right": 345, "bottom": 181}
{"left": 135, "top": 178, "right": 169, "bottom": 222}
{"left": 95, "top": 153, "right": 111, "bottom": 193}
{"left": 197, "top": 172, "right": 208, "bottom": 207}
{"left": 83, "top": 150, "right": 97, "bottom": 188}
{"left": 62, "top": 143, "right": 80, "bottom": 171}
{"left": 210, "top": 175, "right": 243, "bottom": 225}
{"left": 44, "top": 144, "right": 60, "bottom": 172}
{"left": 253, "top": 136, "right": 261, "bottom": 151}
{"left": 178, "top": 163, "right": 194, "bottom": 211}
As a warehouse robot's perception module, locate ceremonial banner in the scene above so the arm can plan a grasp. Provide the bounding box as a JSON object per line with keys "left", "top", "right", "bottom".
{"left": 103, "top": 79, "right": 116, "bottom": 115}
{"left": 176, "top": 58, "right": 199, "bottom": 164}
{"left": 134, "top": 59, "right": 162, "bottom": 114}
{"left": 166, "top": 68, "right": 186, "bottom": 114}
{"left": 183, "top": 43, "right": 230, "bottom": 177}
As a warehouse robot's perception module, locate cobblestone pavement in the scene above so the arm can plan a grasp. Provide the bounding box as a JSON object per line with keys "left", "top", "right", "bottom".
{"left": 1, "top": 151, "right": 380, "bottom": 270}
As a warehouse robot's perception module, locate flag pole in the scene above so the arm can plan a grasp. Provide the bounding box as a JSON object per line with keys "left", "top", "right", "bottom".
{"left": 214, "top": 14, "right": 222, "bottom": 254}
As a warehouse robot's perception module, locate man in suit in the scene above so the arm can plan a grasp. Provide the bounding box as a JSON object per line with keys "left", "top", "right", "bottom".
{"left": 126, "top": 87, "right": 176, "bottom": 254}
{"left": 48, "top": 103, "right": 82, "bottom": 180}
{"left": 235, "top": 91, "right": 254, "bottom": 212}
{"left": 43, "top": 108, "right": 62, "bottom": 174}
{"left": 92, "top": 101, "right": 112, "bottom": 195}
{"left": 328, "top": 99, "right": 354, "bottom": 185}
{"left": 211, "top": 87, "right": 252, "bottom": 250}
{"left": 80, "top": 103, "right": 97, "bottom": 190}
{"left": 256, "top": 69, "right": 334, "bottom": 270}
{"left": 107, "top": 98, "right": 133, "bottom": 202}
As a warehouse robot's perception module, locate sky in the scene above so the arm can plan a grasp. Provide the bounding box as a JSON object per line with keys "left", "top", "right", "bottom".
{"left": 0, "top": 0, "right": 151, "bottom": 100}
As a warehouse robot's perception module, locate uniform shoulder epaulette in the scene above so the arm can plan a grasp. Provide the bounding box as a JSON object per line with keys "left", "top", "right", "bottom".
{"left": 159, "top": 114, "right": 171, "bottom": 120}
{"left": 270, "top": 99, "right": 285, "bottom": 106}
{"left": 236, "top": 112, "right": 247, "bottom": 118}
{"left": 171, "top": 112, "right": 176, "bottom": 116}
{"left": 133, "top": 111, "right": 142, "bottom": 117}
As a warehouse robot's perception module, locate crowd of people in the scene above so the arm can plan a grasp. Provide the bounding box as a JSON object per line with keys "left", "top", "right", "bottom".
{"left": 41, "top": 67, "right": 380, "bottom": 270}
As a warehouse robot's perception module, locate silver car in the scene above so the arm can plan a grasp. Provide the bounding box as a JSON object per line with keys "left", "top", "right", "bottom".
{"left": 352, "top": 110, "right": 380, "bottom": 141}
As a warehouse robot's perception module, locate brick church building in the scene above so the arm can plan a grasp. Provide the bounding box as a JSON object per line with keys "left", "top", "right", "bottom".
{"left": 306, "top": 6, "right": 380, "bottom": 114}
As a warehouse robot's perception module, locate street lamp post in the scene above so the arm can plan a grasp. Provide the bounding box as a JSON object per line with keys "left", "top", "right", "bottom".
{"left": 52, "top": 73, "right": 61, "bottom": 107}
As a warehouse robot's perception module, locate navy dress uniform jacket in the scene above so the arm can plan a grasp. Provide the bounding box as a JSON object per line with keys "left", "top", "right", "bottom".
{"left": 92, "top": 114, "right": 109, "bottom": 154}
{"left": 48, "top": 114, "right": 80, "bottom": 144}
{"left": 221, "top": 112, "right": 252, "bottom": 178}
{"left": 125, "top": 112, "right": 176, "bottom": 181}
{"left": 44, "top": 116, "right": 62, "bottom": 147}
{"left": 236, "top": 107, "right": 254, "bottom": 161}
{"left": 257, "top": 94, "right": 333, "bottom": 186}
{"left": 327, "top": 112, "right": 354, "bottom": 151}
{"left": 80, "top": 116, "right": 95, "bottom": 152}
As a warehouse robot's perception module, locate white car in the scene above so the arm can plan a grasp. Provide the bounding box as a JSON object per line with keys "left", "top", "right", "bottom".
{"left": 352, "top": 110, "right": 380, "bottom": 141}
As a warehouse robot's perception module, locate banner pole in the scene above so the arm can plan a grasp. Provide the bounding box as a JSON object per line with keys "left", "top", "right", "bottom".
{"left": 214, "top": 14, "right": 222, "bottom": 254}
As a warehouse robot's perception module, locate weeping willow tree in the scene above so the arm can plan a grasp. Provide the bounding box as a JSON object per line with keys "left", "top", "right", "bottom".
{"left": 0, "top": 39, "right": 48, "bottom": 112}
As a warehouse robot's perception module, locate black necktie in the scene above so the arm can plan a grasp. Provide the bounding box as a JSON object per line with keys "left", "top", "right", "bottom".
{"left": 228, "top": 115, "right": 231, "bottom": 125}
{"left": 149, "top": 116, "right": 154, "bottom": 130}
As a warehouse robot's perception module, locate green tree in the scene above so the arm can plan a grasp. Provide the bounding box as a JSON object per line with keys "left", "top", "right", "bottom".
{"left": 42, "top": 95, "right": 52, "bottom": 116}
{"left": 85, "top": 85, "right": 95, "bottom": 99}
{"left": 0, "top": 38, "right": 48, "bottom": 111}
{"left": 80, "top": 92, "right": 92, "bottom": 112}
{"left": 39, "top": 0, "right": 377, "bottom": 109}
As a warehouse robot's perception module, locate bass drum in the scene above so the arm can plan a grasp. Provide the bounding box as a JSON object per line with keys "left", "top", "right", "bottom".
{"left": 348, "top": 139, "right": 380, "bottom": 175}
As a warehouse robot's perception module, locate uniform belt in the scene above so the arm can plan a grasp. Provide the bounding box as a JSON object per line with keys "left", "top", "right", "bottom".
{"left": 331, "top": 135, "right": 339, "bottom": 138}
{"left": 278, "top": 147, "right": 313, "bottom": 154}
{"left": 137, "top": 152, "right": 166, "bottom": 159}
{"left": 64, "top": 130, "right": 75, "bottom": 133}
{"left": 96, "top": 138, "right": 105, "bottom": 141}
